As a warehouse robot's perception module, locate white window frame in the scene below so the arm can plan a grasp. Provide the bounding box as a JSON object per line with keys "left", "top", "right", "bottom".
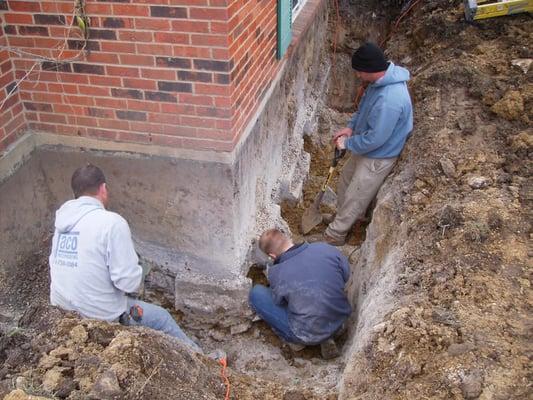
{"left": 292, "top": 0, "right": 309, "bottom": 22}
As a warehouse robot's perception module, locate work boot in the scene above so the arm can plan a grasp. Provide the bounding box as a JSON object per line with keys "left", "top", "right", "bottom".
{"left": 286, "top": 342, "right": 305, "bottom": 352}
{"left": 320, "top": 338, "right": 340, "bottom": 360}
{"left": 323, "top": 232, "right": 346, "bottom": 247}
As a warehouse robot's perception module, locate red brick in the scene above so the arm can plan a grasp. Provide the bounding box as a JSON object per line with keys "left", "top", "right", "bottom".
{"left": 153, "top": 32, "right": 189, "bottom": 45}
{"left": 65, "top": 95, "right": 95, "bottom": 106}
{"left": 98, "top": 118, "right": 130, "bottom": 130}
{"left": 86, "top": 128, "right": 118, "bottom": 141}
{"left": 135, "top": 18, "right": 171, "bottom": 31}
{"left": 195, "top": 83, "right": 231, "bottom": 96}
{"left": 4, "top": 13, "right": 34, "bottom": 24}
{"left": 127, "top": 99, "right": 161, "bottom": 113}
{"left": 78, "top": 85, "right": 111, "bottom": 97}
{"left": 123, "top": 78, "right": 157, "bottom": 90}
{"left": 98, "top": 97, "right": 128, "bottom": 109}
{"left": 148, "top": 112, "right": 180, "bottom": 124}
{"left": 113, "top": 4, "right": 150, "bottom": 17}
{"left": 39, "top": 113, "right": 67, "bottom": 124}
{"left": 196, "top": 105, "right": 232, "bottom": 118}
{"left": 118, "top": 30, "right": 153, "bottom": 42}
{"left": 89, "top": 76, "right": 122, "bottom": 87}
{"left": 181, "top": 115, "right": 217, "bottom": 128}
{"left": 130, "top": 121, "right": 164, "bottom": 134}
{"left": 87, "top": 53, "right": 120, "bottom": 65}
{"left": 56, "top": 73, "right": 90, "bottom": 84}
{"left": 151, "top": 134, "right": 182, "bottom": 147}
{"left": 178, "top": 94, "right": 214, "bottom": 106}
{"left": 136, "top": 43, "right": 174, "bottom": 56}
{"left": 191, "top": 34, "right": 229, "bottom": 47}
{"left": 171, "top": 20, "right": 210, "bottom": 33}
{"left": 141, "top": 68, "right": 176, "bottom": 80}
{"left": 84, "top": 3, "right": 112, "bottom": 15}
{"left": 106, "top": 66, "right": 140, "bottom": 77}
{"left": 190, "top": 7, "right": 228, "bottom": 20}
{"left": 160, "top": 102, "right": 195, "bottom": 114}
{"left": 8, "top": 1, "right": 41, "bottom": 12}
{"left": 173, "top": 46, "right": 210, "bottom": 58}
{"left": 101, "top": 41, "right": 136, "bottom": 54}
{"left": 54, "top": 104, "right": 84, "bottom": 115}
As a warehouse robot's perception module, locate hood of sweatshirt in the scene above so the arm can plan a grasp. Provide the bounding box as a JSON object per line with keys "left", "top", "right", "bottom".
{"left": 55, "top": 196, "right": 104, "bottom": 233}
{"left": 373, "top": 62, "right": 410, "bottom": 87}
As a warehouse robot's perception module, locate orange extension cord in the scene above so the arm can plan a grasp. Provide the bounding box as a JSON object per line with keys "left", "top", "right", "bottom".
{"left": 219, "top": 357, "right": 231, "bottom": 400}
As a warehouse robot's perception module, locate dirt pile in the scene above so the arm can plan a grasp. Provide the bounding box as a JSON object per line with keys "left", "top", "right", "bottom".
{"left": 1, "top": 303, "right": 318, "bottom": 400}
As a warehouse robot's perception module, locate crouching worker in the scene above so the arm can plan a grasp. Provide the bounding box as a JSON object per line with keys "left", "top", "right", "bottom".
{"left": 49, "top": 164, "right": 201, "bottom": 353}
{"left": 249, "top": 229, "right": 352, "bottom": 359}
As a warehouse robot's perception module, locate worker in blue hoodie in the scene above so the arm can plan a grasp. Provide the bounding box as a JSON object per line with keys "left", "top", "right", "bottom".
{"left": 49, "top": 164, "right": 202, "bottom": 352}
{"left": 249, "top": 228, "right": 352, "bottom": 359}
{"left": 325, "top": 42, "right": 413, "bottom": 246}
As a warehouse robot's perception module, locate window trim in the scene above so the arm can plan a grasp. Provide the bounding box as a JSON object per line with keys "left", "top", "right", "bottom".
{"left": 292, "top": 0, "right": 309, "bottom": 22}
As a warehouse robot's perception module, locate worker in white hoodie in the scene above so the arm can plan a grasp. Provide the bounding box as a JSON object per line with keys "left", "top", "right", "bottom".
{"left": 49, "top": 164, "right": 201, "bottom": 352}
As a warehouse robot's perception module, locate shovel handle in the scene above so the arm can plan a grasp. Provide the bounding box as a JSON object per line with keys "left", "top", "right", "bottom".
{"left": 333, "top": 148, "right": 346, "bottom": 167}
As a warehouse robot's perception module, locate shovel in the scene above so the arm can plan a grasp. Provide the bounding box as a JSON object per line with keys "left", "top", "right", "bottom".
{"left": 301, "top": 148, "right": 346, "bottom": 234}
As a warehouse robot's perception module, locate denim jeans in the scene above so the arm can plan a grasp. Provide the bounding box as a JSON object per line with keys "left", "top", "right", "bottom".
{"left": 125, "top": 298, "right": 202, "bottom": 353}
{"left": 249, "top": 285, "right": 302, "bottom": 344}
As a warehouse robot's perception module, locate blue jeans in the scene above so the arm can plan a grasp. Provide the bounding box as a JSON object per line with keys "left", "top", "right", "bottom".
{"left": 126, "top": 298, "right": 202, "bottom": 353}
{"left": 249, "top": 285, "right": 302, "bottom": 344}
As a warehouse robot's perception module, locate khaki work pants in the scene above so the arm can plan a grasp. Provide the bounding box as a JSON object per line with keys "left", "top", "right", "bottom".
{"left": 326, "top": 154, "right": 397, "bottom": 240}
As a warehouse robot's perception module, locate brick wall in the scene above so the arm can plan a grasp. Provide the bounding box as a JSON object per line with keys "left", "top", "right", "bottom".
{"left": 0, "top": 0, "right": 285, "bottom": 154}
{"left": 0, "top": 1, "right": 26, "bottom": 153}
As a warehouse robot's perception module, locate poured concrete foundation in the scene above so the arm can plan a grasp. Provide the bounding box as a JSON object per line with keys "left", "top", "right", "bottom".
{"left": 0, "top": 1, "right": 328, "bottom": 328}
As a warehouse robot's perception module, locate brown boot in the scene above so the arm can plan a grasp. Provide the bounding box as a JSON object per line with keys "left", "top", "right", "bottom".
{"left": 322, "top": 213, "right": 335, "bottom": 225}
{"left": 323, "top": 232, "right": 346, "bottom": 247}
{"left": 320, "top": 338, "right": 340, "bottom": 360}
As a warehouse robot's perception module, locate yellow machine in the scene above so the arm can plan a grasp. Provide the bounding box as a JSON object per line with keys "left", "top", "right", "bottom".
{"left": 464, "top": 0, "right": 533, "bottom": 21}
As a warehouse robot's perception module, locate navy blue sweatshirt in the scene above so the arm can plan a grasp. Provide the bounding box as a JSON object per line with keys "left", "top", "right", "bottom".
{"left": 268, "top": 242, "right": 352, "bottom": 345}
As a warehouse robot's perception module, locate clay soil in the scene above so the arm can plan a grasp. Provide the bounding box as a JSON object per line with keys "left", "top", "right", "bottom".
{"left": 1, "top": 0, "right": 532, "bottom": 399}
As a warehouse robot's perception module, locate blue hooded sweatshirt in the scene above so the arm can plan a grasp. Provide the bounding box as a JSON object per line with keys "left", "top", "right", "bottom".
{"left": 267, "top": 242, "right": 352, "bottom": 345}
{"left": 346, "top": 62, "right": 413, "bottom": 158}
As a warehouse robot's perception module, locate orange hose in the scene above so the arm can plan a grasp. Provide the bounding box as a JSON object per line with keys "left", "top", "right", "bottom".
{"left": 219, "top": 358, "right": 230, "bottom": 400}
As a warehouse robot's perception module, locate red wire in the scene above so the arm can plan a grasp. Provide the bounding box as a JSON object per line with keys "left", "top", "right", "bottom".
{"left": 219, "top": 358, "right": 230, "bottom": 400}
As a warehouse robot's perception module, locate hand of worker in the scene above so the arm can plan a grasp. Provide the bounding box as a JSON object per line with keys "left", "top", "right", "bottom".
{"left": 335, "top": 135, "right": 347, "bottom": 150}
{"left": 333, "top": 127, "right": 352, "bottom": 142}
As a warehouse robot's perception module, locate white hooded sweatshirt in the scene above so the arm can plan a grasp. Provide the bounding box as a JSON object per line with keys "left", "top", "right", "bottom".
{"left": 49, "top": 196, "right": 142, "bottom": 321}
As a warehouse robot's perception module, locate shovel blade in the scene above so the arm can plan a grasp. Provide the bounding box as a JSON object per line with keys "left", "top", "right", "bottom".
{"left": 300, "top": 193, "right": 324, "bottom": 234}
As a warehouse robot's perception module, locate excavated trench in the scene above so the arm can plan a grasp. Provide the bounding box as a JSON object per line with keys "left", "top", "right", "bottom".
{"left": 137, "top": 2, "right": 410, "bottom": 397}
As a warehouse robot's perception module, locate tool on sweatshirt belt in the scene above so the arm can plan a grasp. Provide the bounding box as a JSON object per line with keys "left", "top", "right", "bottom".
{"left": 118, "top": 304, "right": 144, "bottom": 325}
{"left": 301, "top": 148, "right": 346, "bottom": 235}
{"left": 463, "top": 0, "right": 533, "bottom": 21}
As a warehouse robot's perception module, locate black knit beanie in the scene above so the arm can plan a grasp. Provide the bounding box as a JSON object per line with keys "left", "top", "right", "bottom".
{"left": 351, "top": 42, "right": 389, "bottom": 72}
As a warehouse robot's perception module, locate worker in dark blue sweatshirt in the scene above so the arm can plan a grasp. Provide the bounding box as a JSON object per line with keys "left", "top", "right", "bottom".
{"left": 249, "top": 228, "right": 352, "bottom": 359}
{"left": 325, "top": 42, "right": 413, "bottom": 246}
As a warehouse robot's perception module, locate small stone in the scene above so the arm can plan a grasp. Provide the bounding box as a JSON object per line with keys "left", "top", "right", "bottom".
{"left": 511, "top": 58, "right": 532, "bottom": 74}
{"left": 42, "top": 367, "right": 65, "bottom": 392}
{"left": 55, "top": 378, "right": 78, "bottom": 398}
{"left": 468, "top": 176, "right": 490, "bottom": 189}
{"left": 49, "top": 346, "right": 72, "bottom": 360}
{"left": 3, "top": 389, "right": 50, "bottom": 400}
{"left": 439, "top": 157, "right": 456, "bottom": 178}
{"left": 89, "top": 369, "right": 122, "bottom": 400}
{"left": 15, "top": 376, "right": 27, "bottom": 390}
{"left": 461, "top": 372, "right": 483, "bottom": 399}
{"left": 69, "top": 325, "right": 88, "bottom": 344}
{"left": 38, "top": 354, "right": 61, "bottom": 369}
{"left": 230, "top": 321, "right": 252, "bottom": 335}
{"left": 447, "top": 342, "right": 474, "bottom": 356}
